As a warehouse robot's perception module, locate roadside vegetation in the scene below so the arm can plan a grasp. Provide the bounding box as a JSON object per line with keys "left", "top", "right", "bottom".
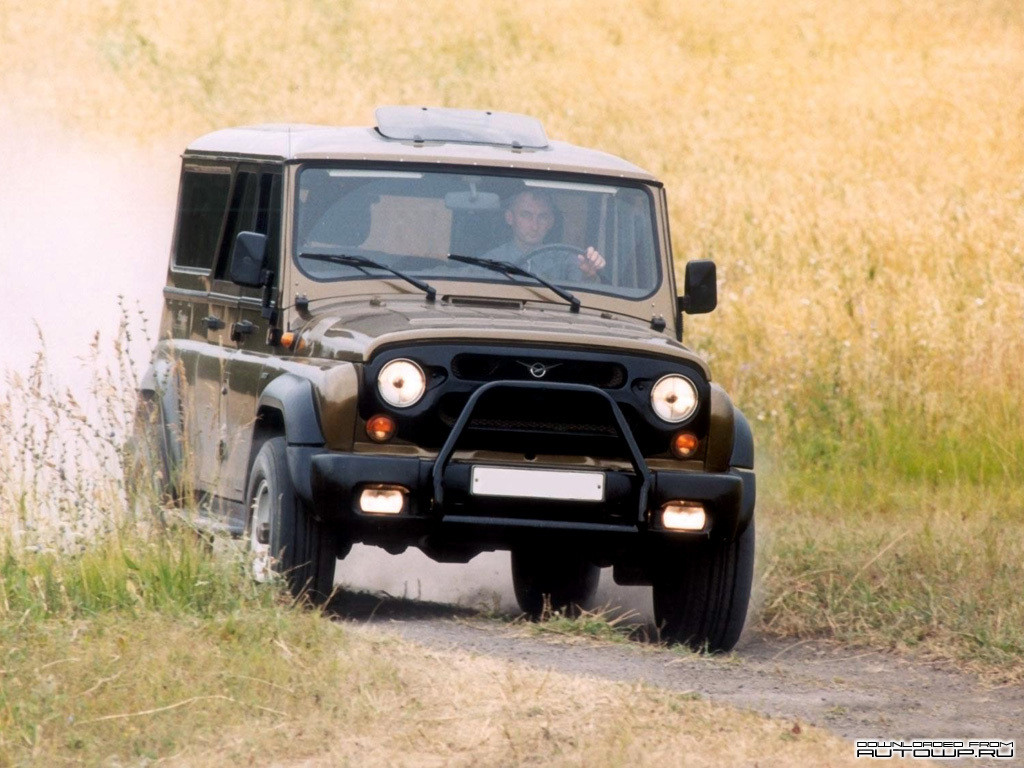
{"left": 1, "top": 0, "right": 1022, "bottom": 729}
{"left": 0, "top": 340, "right": 860, "bottom": 765}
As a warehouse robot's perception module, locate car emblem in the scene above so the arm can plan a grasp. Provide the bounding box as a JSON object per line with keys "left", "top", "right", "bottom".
{"left": 518, "top": 361, "right": 561, "bottom": 379}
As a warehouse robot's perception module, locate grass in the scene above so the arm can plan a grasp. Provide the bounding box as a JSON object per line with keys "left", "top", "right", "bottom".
{"left": 521, "top": 606, "right": 653, "bottom": 645}
{"left": 0, "top": 330, "right": 865, "bottom": 765}
{"left": 2, "top": 0, "right": 1019, "bottom": 513}
{"left": 1, "top": 0, "right": 1023, "bottom": 727}
{"left": 0, "top": 576, "right": 864, "bottom": 766}
{"left": 758, "top": 498, "right": 1024, "bottom": 682}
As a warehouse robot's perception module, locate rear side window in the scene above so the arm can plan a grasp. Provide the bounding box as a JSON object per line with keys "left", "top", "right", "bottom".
{"left": 173, "top": 170, "right": 231, "bottom": 270}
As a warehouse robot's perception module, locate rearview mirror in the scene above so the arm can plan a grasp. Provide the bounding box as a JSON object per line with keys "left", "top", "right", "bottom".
{"left": 679, "top": 259, "right": 717, "bottom": 315}
{"left": 444, "top": 190, "right": 501, "bottom": 211}
{"left": 228, "top": 231, "right": 268, "bottom": 287}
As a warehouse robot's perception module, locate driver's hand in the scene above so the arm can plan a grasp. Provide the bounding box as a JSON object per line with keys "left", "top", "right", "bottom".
{"left": 577, "top": 247, "right": 606, "bottom": 279}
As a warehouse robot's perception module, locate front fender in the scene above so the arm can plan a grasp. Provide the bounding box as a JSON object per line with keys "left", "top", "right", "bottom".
{"left": 730, "top": 407, "right": 754, "bottom": 469}
{"left": 257, "top": 374, "right": 325, "bottom": 447}
{"left": 730, "top": 406, "right": 755, "bottom": 535}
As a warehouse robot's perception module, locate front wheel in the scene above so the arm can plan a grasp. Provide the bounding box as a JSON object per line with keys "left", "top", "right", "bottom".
{"left": 511, "top": 547, "right": 600, "bottom": 619}
{"left": 652, "top": 519, "right": 755, "bottom": 652}
{"left": 246, "top": 437, "right": 336, "bottom": 603}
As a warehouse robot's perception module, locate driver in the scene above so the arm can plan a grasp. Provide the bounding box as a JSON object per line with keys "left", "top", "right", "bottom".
{"left": 483, "top": 189, "right": 605, "bottom": 281}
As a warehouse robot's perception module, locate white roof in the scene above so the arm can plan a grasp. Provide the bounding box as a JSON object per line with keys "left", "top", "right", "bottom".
{"left": 184, "top": 122, "right": 658, "bottom": 182}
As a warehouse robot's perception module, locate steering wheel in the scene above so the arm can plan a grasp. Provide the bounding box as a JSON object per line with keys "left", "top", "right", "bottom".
{"left": 514, "top": 242, "right": 585, "bottom": 269}
{"left": 518, "top": 242, "right": 583, "bottom": 262}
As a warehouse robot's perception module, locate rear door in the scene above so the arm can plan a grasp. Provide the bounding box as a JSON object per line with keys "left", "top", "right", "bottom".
{"left": 164, "top": 163, "right": 233, "bottom": 497}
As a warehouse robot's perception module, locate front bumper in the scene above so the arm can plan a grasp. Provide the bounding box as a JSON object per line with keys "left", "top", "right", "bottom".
{"left": 304, "top": 450, "right": 754, "bottom": 551}
{"left": 300, "top": 380, "right": 755, "bottom": 559}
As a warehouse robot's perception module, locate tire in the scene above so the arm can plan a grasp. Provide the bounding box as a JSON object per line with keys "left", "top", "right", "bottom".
{"left": 245, "top": 437, "right": 336, "bottom": 603}
{"left": 652, "top": 519, "right": 755, "bottom": 652}
{"left": 511, "top": 547, "right": 600, "bottom": 619}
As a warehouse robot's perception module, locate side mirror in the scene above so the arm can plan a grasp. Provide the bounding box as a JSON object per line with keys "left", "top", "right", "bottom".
{"left": 228, "top": 231, "right": 268, "bottom": 287}
{"left": 678, "top": 259, "right": 717, "bottom": 315}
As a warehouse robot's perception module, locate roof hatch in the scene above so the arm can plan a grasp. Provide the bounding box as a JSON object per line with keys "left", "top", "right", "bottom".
{"left": 375, "top": 106, "right": 549, "bottom": 149}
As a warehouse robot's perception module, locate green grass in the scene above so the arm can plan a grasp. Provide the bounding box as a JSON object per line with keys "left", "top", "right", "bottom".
{"left": 0, "top": 532, "right": 265, "bottom": 621}
{"left": 523, "top": 606, "right": 651, "bottom": 645}
{"left": 3, "top": 0, "right": 1024, "bottom": 701}
{"left": 758, "top": 501, "right": 1024, "bottom": 682}
{"left": 0, "top": 528, "right": 861, "bottom": 767}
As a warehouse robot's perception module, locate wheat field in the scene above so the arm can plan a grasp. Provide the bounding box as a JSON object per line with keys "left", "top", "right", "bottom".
{"left": 4, "top": 0, "right": 1021, "bottom": 503}
{"left": 2, "top": 0, "right": 1024, "bottom": 670}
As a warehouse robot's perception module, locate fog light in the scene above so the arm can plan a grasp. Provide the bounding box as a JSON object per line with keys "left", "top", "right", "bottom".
{"left": 661, "top": 502, "right": 707, "bottom": 531}
{"left": 366, "top": 414, "right": 397, "bottom": 442}
{"left": 359, "top": 486, "right": 407, "bottom": 514}
{"left": 671, "top": 431, "right": 699, "bottom": 459}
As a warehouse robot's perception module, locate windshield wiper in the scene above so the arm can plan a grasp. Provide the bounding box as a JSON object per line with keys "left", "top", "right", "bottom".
{"left": 446, "top": 253, "right": 580, "bottom": 313}
{"left": 299, "top": 252, "right": 436, "bottom": 303}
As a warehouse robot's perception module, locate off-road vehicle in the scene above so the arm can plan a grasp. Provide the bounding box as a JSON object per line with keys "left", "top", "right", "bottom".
{"left": 140, "top": 107, "right": 755, "bottom": 651}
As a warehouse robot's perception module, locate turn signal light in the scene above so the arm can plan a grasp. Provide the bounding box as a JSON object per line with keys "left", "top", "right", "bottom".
{"left": 280, "top": 332, "right": 307, "bottom": 351}
{"left": 661, "top": 502, "right": 708, "bottom": 532}
{"left": 671, "top": 431, "right": 699, "bottom": 459}
{"left": 366, "top": 414, "right": 397, "bottom": 442}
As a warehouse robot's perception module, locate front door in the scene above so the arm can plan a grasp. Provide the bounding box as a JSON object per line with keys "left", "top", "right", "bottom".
{"left": 207, "top": 169, "right": 284, "bottom": 502}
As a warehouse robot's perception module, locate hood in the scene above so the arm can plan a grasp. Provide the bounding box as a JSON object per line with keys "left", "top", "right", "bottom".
{"left": 296, "top": 297, "right": 711, "bottom": 377}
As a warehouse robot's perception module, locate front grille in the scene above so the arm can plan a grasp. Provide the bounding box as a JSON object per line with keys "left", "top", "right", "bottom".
{"left": 363, "top": 342, "right": 706, "bottom": 459}
{"left": 437, "top": 388, "right": 630, "bottom": 457}
{"left": 465, "top": 417, "right": 618, "bottom": 436}
{"left": 451, "top": 353, "right": 626, "bottom": 389}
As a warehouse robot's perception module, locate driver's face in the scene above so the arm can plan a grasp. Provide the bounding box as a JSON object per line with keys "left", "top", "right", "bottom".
{"left": 506, "top": 193, "right": 555, "bottom": 248}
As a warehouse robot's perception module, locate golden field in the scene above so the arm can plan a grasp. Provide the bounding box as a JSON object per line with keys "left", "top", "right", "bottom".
{"left": 4, "top": 0, "right": 1021, "bottom": 498}
{"left": 2, "top": 0, "right": 1023, "bottom": 681}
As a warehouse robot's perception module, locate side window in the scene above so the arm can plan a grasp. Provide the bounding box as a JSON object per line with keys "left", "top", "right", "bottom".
{"left": 173, "top": 170, "right": 231, "bottom": 270}
{"left": 258, "top": 173, "right": 283, "bottom": 271}
{"left": 214, "top": 171, "right": 259, "bottom": 279}
{"left": 213, "top": 171, "right": 282, "bottom": 281}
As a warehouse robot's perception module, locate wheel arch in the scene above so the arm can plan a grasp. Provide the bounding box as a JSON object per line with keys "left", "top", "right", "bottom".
{"left": 247, "top": 374, "right": 326, "bottom": 506}
{"left": 137, "top": 354, "right": 184, "bottom": 488}
{"left": 255, "top": 374, "right": 326, "bottom": 447}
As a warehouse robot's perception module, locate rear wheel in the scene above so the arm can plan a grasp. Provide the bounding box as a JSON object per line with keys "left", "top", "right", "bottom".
{"left": 245, "top": 437, "right": 336, "bottom": 603}
{"left": 652, "top": 519, "right": 755, "bottom": 652}
{"left": 511, "top": 547, "right": 600, "bottom": 618}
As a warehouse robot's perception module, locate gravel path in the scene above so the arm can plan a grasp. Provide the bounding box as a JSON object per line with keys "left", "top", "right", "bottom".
{"left": 329, "top": 548, "right": 1022, "bottom": 764}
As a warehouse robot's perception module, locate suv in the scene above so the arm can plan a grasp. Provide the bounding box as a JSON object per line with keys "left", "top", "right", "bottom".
{"left": 140, "top": 107, "right": 756, "bottom": 651}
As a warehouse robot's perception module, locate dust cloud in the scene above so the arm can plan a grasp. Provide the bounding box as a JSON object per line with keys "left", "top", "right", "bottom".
{"left": 0, "top": 111, "right": 654, "bottom": 621}
{"left": 0, "top": 112, "right": 174, "bottom": 391}
{"left": 336, "top": 546, "right": 654, "bottom": 621}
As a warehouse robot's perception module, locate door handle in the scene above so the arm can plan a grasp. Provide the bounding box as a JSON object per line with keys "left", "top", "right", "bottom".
{"left": 201, "top": 315, "right": 225, "bottom": 331}
{"left": 230, "top": 320, "right": 256, "bottom": 342}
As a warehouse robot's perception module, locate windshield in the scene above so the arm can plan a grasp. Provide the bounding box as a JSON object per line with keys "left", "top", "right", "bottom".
{"left": 294, "top": 167, "right": 661, "bottom": 300}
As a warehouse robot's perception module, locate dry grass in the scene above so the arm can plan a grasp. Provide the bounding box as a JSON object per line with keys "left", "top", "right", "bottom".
{"left": 3, "top": 0, "right": 1021, "bottom": 503}
{"left": 0, "top": 305, "right": 866, "bottom": 765}
{"left": 1, "top": 605, "right": 871, "bottom": 767}
{"left": 759, "top": 499, "right": 1024, "bottom": 683}
{"left": 2, "top": 0, "right": 1023, "bottom": 699}
{"left": 0, "top": 307, "right": 148, "bottom": 553}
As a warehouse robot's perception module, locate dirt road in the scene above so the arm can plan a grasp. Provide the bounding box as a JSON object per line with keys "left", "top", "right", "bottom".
{"left": 327, "top": 582, "right": 1023, "bottom": 765}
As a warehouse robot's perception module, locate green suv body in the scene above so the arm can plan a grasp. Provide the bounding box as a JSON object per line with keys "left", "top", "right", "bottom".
{"left": 141, "top": 107, "right": 755, "bottom": 650}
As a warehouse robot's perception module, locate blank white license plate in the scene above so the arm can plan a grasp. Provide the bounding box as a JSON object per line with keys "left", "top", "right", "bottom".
{"left": 470, "top": 466, "right": 605, "bottom": 502}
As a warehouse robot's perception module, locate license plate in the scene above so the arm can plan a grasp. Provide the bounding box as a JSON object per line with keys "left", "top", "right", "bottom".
{"left": 470, "top": 466, "right": 605, "bottom": 502}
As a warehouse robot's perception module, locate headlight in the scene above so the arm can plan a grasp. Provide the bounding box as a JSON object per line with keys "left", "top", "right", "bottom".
{"left": 650, "top": 374, "right": 699, "bottom": 423}
{"left": 377, "top": 359, "right": 426, "bottom": 408}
